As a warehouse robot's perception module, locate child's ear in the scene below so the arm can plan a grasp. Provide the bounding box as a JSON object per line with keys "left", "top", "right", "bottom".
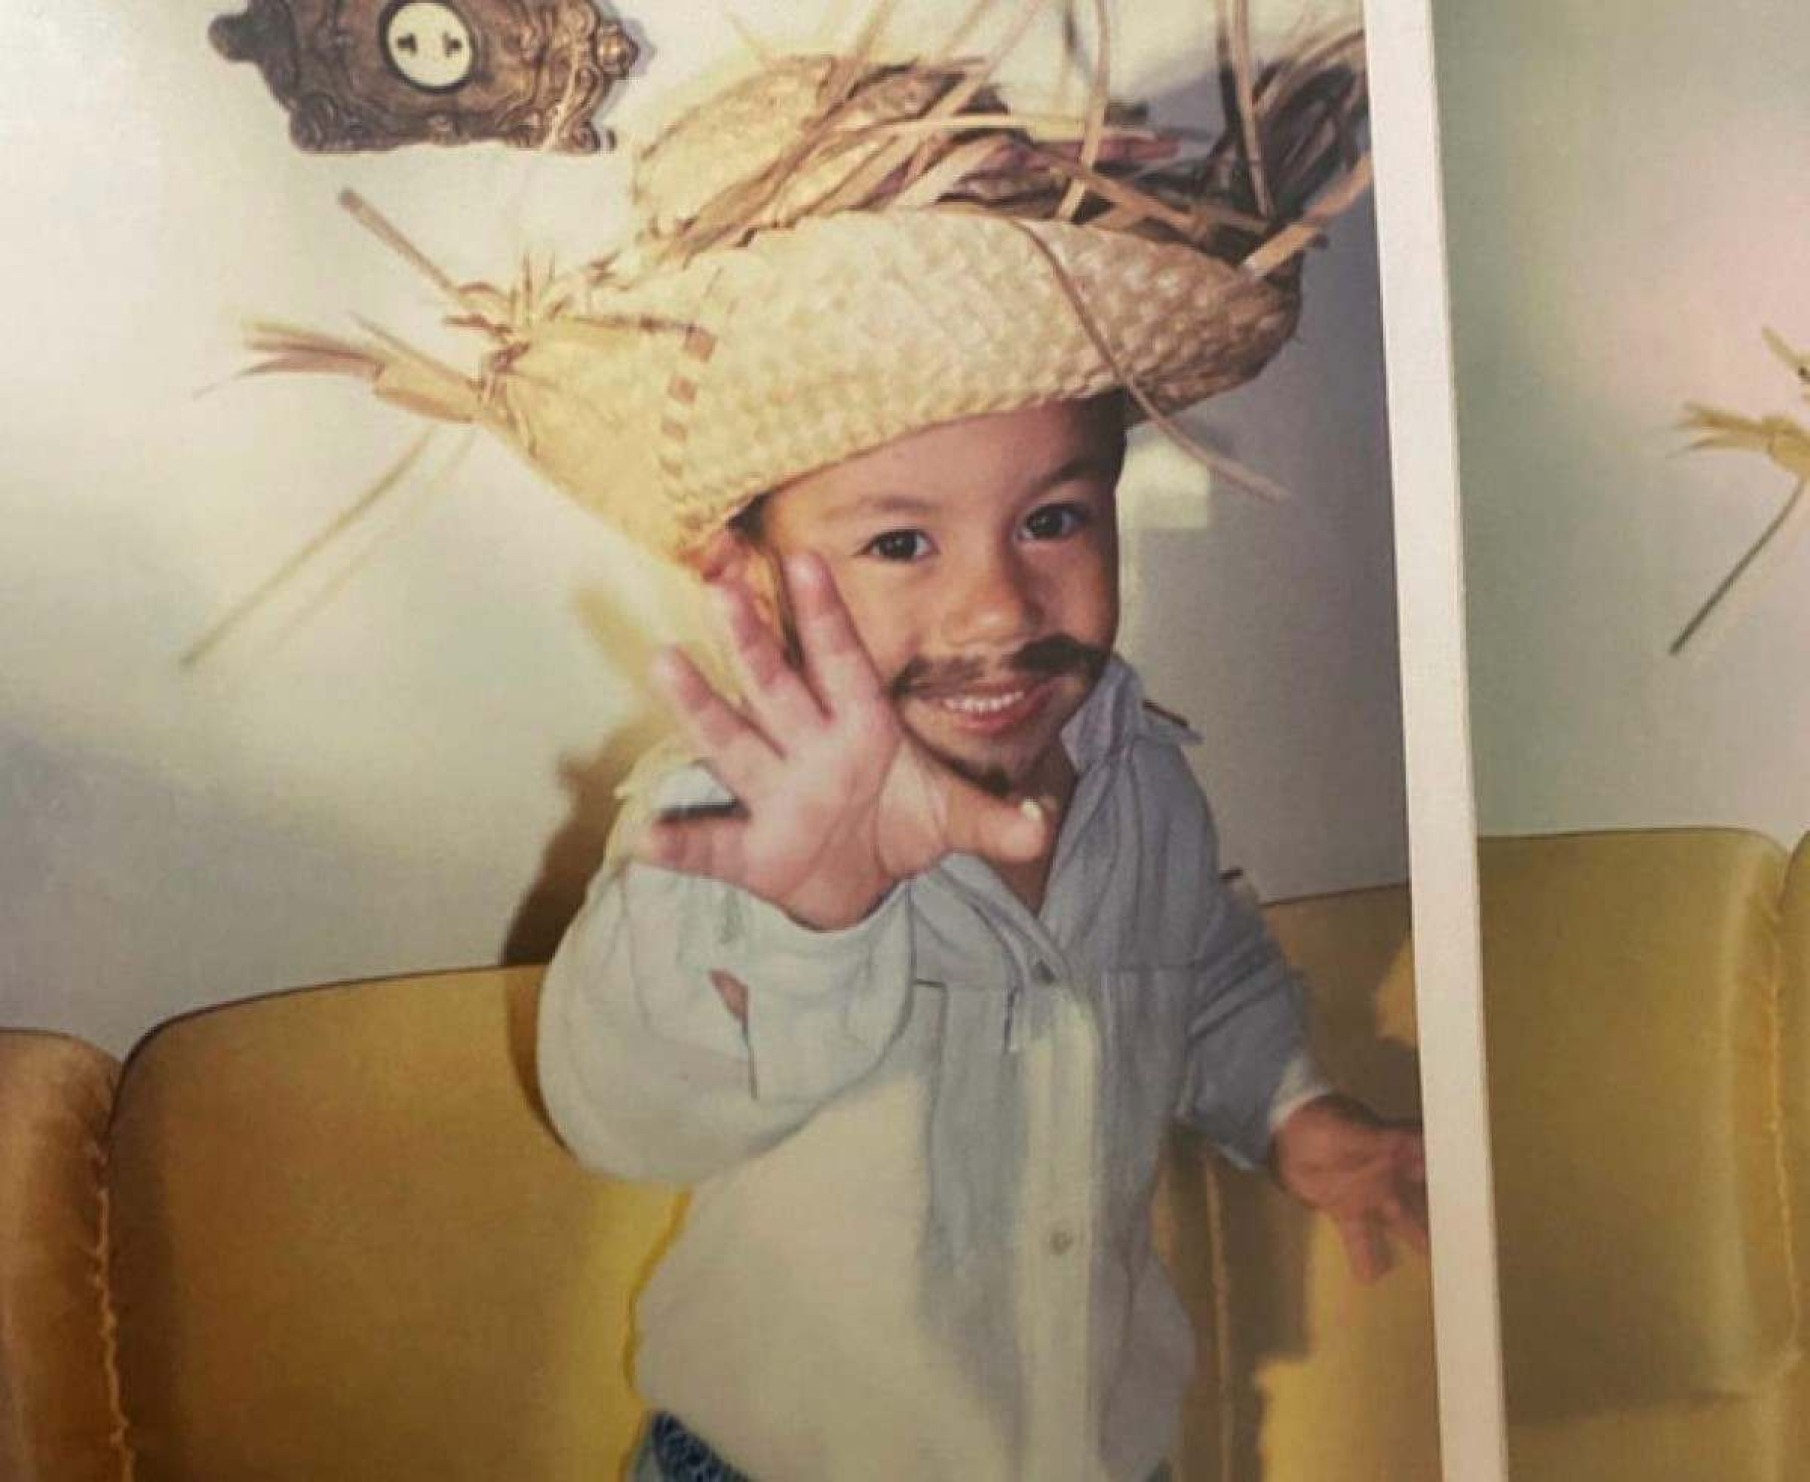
{"left": 686, "top": 528, "right": 743, "bottom": 584}
{"left": 685, "top": 527, "right": 787, "bottom": 638}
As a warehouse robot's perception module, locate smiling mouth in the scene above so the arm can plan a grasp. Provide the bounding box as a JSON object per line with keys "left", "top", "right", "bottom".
{"left": 917, "top": 680, "right": 1054, "bottom": 735}
{"left": 931, "top": 687, "right": 1034, "bottom": 716}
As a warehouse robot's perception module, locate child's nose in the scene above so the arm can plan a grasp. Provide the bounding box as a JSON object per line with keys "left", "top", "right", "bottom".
{"left": 941, "top": 548, "right": 1043, "bottom": 647}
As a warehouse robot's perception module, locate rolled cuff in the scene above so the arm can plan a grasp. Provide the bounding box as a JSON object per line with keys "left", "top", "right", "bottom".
{"left": 1266, "top": 1051, "right": 1333, "bottom": 1136}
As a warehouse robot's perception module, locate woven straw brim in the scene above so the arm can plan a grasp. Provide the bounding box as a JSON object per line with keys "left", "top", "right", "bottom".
{"left": 491, "top": 208, "right": 1297, "bottom": 560}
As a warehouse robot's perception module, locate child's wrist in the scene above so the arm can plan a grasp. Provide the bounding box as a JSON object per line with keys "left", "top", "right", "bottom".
{"left": 780, "top": 877, "right": 893, "bottom": 932}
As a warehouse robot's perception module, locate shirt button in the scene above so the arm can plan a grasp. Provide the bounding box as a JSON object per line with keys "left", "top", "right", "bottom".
{"left": 1047, "top": 1225, "right": 1075, "bottom": 1256}
{"left": 1030, "top": 960, "right": 1056, "bottom": 985}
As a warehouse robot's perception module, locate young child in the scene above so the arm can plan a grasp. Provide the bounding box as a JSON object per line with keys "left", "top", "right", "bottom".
{"left": 538, "top": 398, "right": 1426, "bottom": 1482}
{"left": 256, "top": 10, "right": 1424, "bottom": 1477}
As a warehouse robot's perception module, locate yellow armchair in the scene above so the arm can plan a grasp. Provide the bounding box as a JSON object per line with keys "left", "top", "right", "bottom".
{"left": 2, "top": 828, "right": 1803, "bottom": 1480}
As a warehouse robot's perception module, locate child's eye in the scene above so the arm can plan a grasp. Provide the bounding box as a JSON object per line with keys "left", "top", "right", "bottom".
{"left": 1021, "top": 503, "right": 1090, "bottom": 541}
{"left": 862, "top": 529, "right": 933, "bottom": 562}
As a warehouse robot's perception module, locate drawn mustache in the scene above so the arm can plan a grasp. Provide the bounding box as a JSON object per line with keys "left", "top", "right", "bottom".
{"left": 889, "top": 634, "right": 1110, "bottom": 701}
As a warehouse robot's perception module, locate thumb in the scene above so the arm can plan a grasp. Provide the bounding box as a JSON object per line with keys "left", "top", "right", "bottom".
{"left": 938, "top": 780, "right": 1054, "bottom": 864}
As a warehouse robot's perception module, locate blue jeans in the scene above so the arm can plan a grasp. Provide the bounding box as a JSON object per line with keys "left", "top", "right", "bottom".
{"left": 630, "top": 1414, "right": 1174, "bottom": 1481}
{"left": 632, "top": 1414, "right": 748, "bottom": 1482}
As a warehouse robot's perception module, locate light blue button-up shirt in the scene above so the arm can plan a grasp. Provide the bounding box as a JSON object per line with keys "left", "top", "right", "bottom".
{"left": 539, "top": 658, "right": 1320, "bottom": 1481}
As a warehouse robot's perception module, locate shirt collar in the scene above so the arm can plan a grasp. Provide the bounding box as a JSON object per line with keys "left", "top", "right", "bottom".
{"left": 1060, "top": 655, "right": 1199, "bottom": 774}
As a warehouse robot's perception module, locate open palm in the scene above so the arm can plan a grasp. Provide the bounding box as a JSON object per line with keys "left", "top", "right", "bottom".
{"left": 638, "top": 552, "right": 1049, "bottom": 930}
{"left": 1272, "top": 1093, "right": 1430, "bottom": 1284}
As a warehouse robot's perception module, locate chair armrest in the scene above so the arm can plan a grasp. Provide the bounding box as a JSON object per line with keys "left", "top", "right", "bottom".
{"left": 0, "top": 1030, "right": 127, "bottom": 1481}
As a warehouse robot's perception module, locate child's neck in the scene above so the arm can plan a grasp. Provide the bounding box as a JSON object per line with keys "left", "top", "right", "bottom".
{"left": 993, "top": 746, "right": 1078, "bottom": 914}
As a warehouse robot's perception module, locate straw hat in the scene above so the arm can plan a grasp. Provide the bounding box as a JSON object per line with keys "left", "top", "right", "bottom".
{"left": 252, "top": 8, "right": 1370, "bottom": 563}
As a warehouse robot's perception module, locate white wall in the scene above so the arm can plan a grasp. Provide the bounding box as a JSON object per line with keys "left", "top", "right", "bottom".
{"left": 0, "top": 0, "right": 1402, "bottom": 1055}
{"left": 1433, "top": 0, "right": 1810, "bottom": 843}
{"left": 1127, "top": 191, "right": 1406, "bottom": 904}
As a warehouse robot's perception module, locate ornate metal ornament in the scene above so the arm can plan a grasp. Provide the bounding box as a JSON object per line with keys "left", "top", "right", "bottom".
{"left": 211, "top": 0, "right": 639, "bottom": 153}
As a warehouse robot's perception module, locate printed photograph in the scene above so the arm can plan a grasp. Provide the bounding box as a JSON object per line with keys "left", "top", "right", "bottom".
{"left": 1, "top": 2, "right": 1440, "bottom": 1477}
{"left": 1432, "top": 0, "right": 1810, "bottom": 1474}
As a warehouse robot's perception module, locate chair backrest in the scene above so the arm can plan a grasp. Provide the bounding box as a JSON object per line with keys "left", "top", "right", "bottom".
{"left": 105, "top": 967, "right": 683, "bottom": 1482}
{"left": 1784, "top": 835, "right": 1810, "bottom": 1314}
{"left": 1478, "top": 829, "right": 1799, "bottom": 1428}
{"left": 1157, "top": 879, "right": 1441, "bottom": 1482}
{"left": 1162, "top": 828, "right": 1810, "bottom": 1482}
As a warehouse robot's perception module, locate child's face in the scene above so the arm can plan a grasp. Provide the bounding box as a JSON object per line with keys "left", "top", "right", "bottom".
{"left": 746, "top": 397, "right": 1124, "bottom": 794}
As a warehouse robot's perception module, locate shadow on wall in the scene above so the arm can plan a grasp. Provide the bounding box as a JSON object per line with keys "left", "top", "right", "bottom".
{"left": 502, "top": 572, "right": 696, "bottom": 965}
{"left": 501, "top": 710, "right": 669, "bottom": 965}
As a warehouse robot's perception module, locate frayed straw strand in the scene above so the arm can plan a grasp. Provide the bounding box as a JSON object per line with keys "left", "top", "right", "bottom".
{"left": 256, "top": 431, "right": 478, "bottom": 667}
{"left": 1031, "top": 148, "right": 1268, "bottom": 236}
{"left": 823, "top": 0, "right": 905, "bottom": 110}
{"left": 1670, "top": 372, "right": 1810, "bottom": 654}
{"left": 1055, "top": 0, "right": 1111, "bottom": 221}
{"left": 1764, "top": 327, "right": 1810, "bottom": 385}
{"left": 337, "top": 190, "right": 479, "bottom": 315}
{"left": 181, "top": 427, "right": 439, "bottom": 668}
{"left": 1669, "top": 476, "right": 1807, "bottom": 655}
{"left": 889, "top": 136, "right": 1014, "bottom": 210}
{"left": 240, "top": 323, "right": 388, "bottom": 382}
{"left": 832, "top": 112, "right": 1160, "bottom": 142}
{"left": 1218, "top": 0, "right": 1274, "bottom": 220}
{"left": 1240, "top": 155, "right": 1372, "bottom": 278}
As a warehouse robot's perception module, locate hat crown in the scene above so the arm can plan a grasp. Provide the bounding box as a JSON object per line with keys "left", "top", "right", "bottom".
{"left": 247, "top": 14, "right": 1370, "bottom": 564}
{"left": 631, "top": 55, "right": 995, "bottom": 251}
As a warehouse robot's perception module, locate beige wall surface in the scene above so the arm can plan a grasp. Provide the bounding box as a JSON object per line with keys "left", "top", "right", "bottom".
{"left": 1434, "top": 0, "right": 1810, "bottom": 842}
{"left": 0, "top": 0, "right": 1401, "bottom": 1054}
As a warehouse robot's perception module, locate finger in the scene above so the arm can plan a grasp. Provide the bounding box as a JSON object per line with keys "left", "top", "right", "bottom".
{"left": 783, "top": 553, "right": 885, "bottom": 716}
{"left": 631, "top": 810, "right": 754, "bottom": 888}
{"left": 1400, "top": 1130, "right": 1428, "bottom": 1182}
{"left": 1394, "top": 1212, "right": 1432, "bottom": 1260}
{"left": 936, "top": 778, "right": 1052, "bottom": 865}
{"left": 1335, "top": 1214, "right": 1392, "bottom": 1285}
{"left": 711, "top": 579, "right": 825, "bottom": 744}
{"left": 649, "top": 647, "right": 778, "bottom": 800}
{"left": 1387, "top": 1179, "right": 1433, "bottom": 1258}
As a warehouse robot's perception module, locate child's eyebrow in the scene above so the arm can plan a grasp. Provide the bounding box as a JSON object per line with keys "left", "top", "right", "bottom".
{"left": 818, "top": 452, "right": 1114, "bottom": 532}
{"left": 826, "top": 454, "right": 1120, "bottom": 526}
{"left": 1026, "top": 453, "right": 1122, "bottom": 496}
{"left": 830, "top": 493, "right": 941, "bottom": 522}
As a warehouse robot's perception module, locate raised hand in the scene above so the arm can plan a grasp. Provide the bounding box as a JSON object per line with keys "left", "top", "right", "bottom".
{"left": 1271, "top": 1093, "right": 1430, "bottom": 1284}
{"left": 635, "top": 551, "right": 1051, "bottom": 931}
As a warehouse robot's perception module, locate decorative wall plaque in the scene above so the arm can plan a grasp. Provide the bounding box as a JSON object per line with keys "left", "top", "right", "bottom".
{"left": 211, "top": 0, "right": 639, "bottom": 153}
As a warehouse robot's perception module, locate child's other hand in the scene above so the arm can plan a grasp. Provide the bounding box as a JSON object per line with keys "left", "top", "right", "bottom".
{"left": 636, "top": 551, "right": 1051, "bottom": 931}
{"left": 1271, "top": 1093, "right": 1429, "bottom": 1284}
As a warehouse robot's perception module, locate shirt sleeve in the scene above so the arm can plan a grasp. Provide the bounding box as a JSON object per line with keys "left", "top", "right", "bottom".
{"left": 536, "top": 769, "right": 915, "bottom": 1186}
{"left": 1168, "top": 783, "right": 1325, "bottom": 1170}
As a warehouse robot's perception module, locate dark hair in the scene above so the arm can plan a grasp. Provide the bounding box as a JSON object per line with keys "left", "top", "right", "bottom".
{"left": 728, "top": 494, "right": 769, "bottom": 543}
